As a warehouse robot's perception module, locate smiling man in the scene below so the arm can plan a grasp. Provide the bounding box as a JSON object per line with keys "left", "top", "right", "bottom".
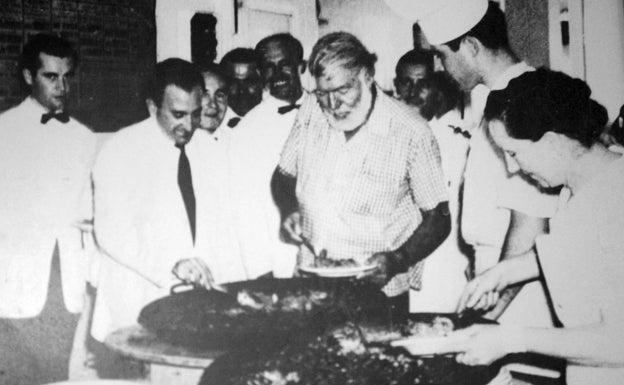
{"left": 271, "top": 32, "right": 450, "bottom": 310}
{"left": 227, "top": 33, "right": 307, "bottom": 280}
{"left": 0, "top": 33, "right": 97, "bottom": 384}
{"left": 90, "top": 58, "right": 212, "bottom": 344}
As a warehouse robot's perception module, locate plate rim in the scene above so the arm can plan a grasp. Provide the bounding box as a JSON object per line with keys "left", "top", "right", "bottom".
{"left": 299, "top": 264, "right": 377, "bottom": 277}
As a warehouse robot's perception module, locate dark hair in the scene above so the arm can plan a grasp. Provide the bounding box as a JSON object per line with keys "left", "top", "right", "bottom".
{"left": 20, "top": 33, "right": 78, "bottom": 75}
{"left": 308, "top": 32, "right": 377, "bottom": 78}
{"left": 416, "top": 71, "right": 463, "bottom": 120}
{"left": 395, "top": 50, "right": 434, "bottom": 77}
{"left": 256, "top": 33, "right": 304, "bottom": 63}
{"left": 146, "top": 58, "right": 205, "bottom": 107}
{"left": 220, "top": 48, "right": 258, "bottom": 67}
{"left": 484, "top": 68, "right": 608, "bottom": 148}
{"left": 610, "top": 104, "right": 624, "bottom": 145}
{"left": 445, "top": 2, "right": 511, "bottom": 52}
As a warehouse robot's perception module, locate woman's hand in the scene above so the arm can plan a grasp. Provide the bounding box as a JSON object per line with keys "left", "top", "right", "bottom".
{"left": 446, "top": 324, "right": 524, "bottom": 366}
{"left": 172, "top": 258, "right": 217, "bottom": 290}
{"left": 457, "top": 263, "right": 509, "bottom": 312}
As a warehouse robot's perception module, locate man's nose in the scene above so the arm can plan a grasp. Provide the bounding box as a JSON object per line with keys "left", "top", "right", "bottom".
{"left": 204, "top": 95, "right": 216, "bottom": 109}
{"left": 57, "top": 77, "right": 69, "bottom": 93}
{"left": 504, "top": 153, "right": 521, "bottom": 174}
{"left": 328, "top": 92, "right": 340, "bottom": 110}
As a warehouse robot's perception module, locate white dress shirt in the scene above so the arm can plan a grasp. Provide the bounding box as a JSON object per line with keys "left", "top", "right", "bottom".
{"left": 228, "top": 94, "right": 302, "bottom": 279}
{"left": 90, "top": 117, "right": 210, "bottom": 341}
{"left": 462, "top": 62, "right": 558, "bottom": 328}
{"left": 410, "top": 109, "right": 471, "bottom": 312}
{"left": 193, "top": 107, "right": 249, "bottom": 284}
{"left": 462, "top": 62, "right": 558, "bottom": 271}
{"left": 0, "top": 97, "right": 97, "bottom": 317}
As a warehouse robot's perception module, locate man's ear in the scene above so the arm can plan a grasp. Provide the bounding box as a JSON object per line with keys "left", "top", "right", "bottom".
{"left": 462, "top": 36, "right": 481, "bottom": 57}
{"left": 146, "top": 98, "right": 158, "bottom": 117}
{"left": 22, "top": 69, "right": 33, "bottom": 86}
{"left": 299, "top": 60, "right": 307, "bottom": 74}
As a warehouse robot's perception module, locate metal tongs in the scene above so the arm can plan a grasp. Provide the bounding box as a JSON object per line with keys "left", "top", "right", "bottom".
{"left": 300, "top": 235, "right": 327, "bottom": 267}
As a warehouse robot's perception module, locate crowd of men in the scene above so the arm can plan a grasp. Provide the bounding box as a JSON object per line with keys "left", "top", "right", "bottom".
{"left": 2, "top": 0, "right": 624, "bottom": 383}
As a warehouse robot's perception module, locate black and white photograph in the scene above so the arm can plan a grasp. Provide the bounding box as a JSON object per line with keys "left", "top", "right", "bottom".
{"left": 0, "top": 0, "right": 623, "bottom": 384}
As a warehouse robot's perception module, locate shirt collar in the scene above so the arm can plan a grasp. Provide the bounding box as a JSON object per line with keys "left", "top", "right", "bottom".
{"left": 363, "top": 84, "right": 390, "bottom": 137}
{"left": 491, "top": 62, "right": 535, "bottom": 91}
{"left": 265, "top": 92, "right": 307, "bottom": 108}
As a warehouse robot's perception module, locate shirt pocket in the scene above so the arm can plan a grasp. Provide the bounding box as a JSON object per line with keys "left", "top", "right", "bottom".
{"left": 340, "top": 172, "right": 399, "bottom": 216}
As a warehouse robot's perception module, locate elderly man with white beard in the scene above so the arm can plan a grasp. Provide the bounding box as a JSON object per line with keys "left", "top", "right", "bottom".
{"left": 271, "top": 32, "right": 450, "bottom": 312}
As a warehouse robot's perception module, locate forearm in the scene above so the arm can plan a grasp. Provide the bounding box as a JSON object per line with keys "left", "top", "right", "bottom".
{"left": 393, "top": 202, "right": 451, "bottom": 273}
{"left": 519, "top": 322, "right": 624, "bottom": 368}
{"left": 487, "top": 209, "right": 548, "bottom": 318}
{"left": 271, "top": 168, "right": 298, "bottom": 220}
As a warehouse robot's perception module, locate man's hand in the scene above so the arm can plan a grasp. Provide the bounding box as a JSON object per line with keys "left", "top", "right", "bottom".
{"left": 361, "top": 251, "right": 404, "bottom": 287}
{"left": 172, "top": 258, "right": 217, "bottom": 290}
{"left": 457, "top": 263, "right": 508, "bottom": 312}
{"left": 281, "top": 211, "right": 303, "bottom": 244}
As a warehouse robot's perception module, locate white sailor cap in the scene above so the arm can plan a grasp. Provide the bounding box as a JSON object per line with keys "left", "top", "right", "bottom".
{"left": 384, "top": 0, "right": 489, "bottom": 45}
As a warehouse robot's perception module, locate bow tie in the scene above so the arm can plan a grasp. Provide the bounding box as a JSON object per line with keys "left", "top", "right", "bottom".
{"left": 41, "top": 111, "right": 70, "bottom": 124}
{"left": 448, "top": 125, "right": 471, "bottom": 139}
{"left": 227, "top": 117, "right": 241, "bottom": 128}
{"left": 277, "top": 104, "right": 301, "bottom": 115}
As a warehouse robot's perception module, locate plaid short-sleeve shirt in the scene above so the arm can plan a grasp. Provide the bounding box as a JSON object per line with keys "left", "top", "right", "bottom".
{"left": 278, "top": 87, "right": 447, "bottom": 296}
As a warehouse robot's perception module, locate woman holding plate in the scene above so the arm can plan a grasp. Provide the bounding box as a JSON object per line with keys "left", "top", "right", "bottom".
{"left": 415, "top": 68, "right": 624, "bottom": 385}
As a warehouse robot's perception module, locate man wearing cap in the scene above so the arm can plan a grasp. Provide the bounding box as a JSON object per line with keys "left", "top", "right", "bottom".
{"left": 272, "top": 32, "right": 450, "bottom": 309}
{"left": 384, "top": 0, "right": 557, "bottom": 327}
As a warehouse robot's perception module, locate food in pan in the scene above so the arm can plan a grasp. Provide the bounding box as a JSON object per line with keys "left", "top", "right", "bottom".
{"left": 138, "top": 278, "right": 392, "bottom": 349}
{"left": 199, "top": 316, "right": 498, "bottom": 385}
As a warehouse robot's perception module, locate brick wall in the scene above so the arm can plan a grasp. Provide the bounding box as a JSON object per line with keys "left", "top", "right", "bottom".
{"left": 0, "top": 0, "right": 156, "bottom": 132}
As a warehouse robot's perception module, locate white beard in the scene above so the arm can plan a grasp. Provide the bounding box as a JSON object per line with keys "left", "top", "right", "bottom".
{"left": 324, "top": 84, "right": 374, "bottom": 133}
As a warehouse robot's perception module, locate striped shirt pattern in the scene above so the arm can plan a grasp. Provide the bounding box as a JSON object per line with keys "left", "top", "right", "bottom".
{"left": 278, "top": 87, "right": 447, "bottom": 296}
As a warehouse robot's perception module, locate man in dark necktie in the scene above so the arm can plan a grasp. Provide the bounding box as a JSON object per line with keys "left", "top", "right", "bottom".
{"left": 0, "top": 33, "right": 98, "bottom": 383}
{"left": 90, "top": 58, "right": 218, "bottom": 353}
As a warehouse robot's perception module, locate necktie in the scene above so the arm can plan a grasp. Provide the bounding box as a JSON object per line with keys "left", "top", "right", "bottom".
{"left": 176, "top": 144, "right": 196, "bottom": 243}
{"left": 41, "top": 111, "right": 70, "bottom": 124}
{"left": 277, "top": 104, "right": 301, "bottom": 115}
{"left": 227, "top": 117, "right": 241, "bottom": 128}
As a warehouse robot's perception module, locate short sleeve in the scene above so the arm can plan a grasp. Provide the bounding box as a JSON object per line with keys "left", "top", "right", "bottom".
{"left": 277, "top": 95, "right": 316, "bottom": 177}
{"left": 407, "top": 127, "right": 448, "bottom": 211}
{"left": 597, "top": 180, "right": 624, "bottom": 322}
{"left": 498, "top": 173, "right": 558, "bottom": 218}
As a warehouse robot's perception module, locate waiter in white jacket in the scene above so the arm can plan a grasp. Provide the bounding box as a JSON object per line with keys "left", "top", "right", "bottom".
{"left": 0, "top": 34, "right": 97, "bottom": 384}
{"left": 91, "top": 58, "right": 214, "bottom": 343}
{"left": 384, "top": 0, "right": 557, "bottom": 327}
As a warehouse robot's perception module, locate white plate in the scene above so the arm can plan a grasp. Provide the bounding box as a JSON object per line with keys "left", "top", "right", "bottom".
{"left": 390, "top": 335, "right": 461, "bottom": 356}
{"left": 299, "top": 264, "right": 377, "bottom": 278}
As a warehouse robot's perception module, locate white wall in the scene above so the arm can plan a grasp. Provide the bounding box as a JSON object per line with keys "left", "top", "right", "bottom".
{"left": 318, "top": 0, "right": 414, "bottom": 92}
{"left": 583, "top": 0, "right": 624, "bottom": 120}
{"left": 156, "top": 0, "right": 235, "bottom": 62}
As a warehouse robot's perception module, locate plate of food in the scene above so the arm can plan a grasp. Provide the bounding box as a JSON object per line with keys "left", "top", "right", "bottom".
{"left": 298, "top": 244, "right": 378, "bottom": 277}
{"left": 299, "top": 263, "right": 377, "bottom": 278}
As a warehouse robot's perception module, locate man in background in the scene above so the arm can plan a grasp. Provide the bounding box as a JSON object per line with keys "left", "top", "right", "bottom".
{"left": 0, "top": 33, "right": 97, "bottom": 384}
{"left": 193, "top": 62, "right": 249, "bottom": 283}
{"left": 393, "top": 49, "right": 434, "bottom": 105}
{"left": 220, "top": 47, "right": 263, "bottom": 119}
{"left": 228, "top": 33, "right": 307, "bottom": 279}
